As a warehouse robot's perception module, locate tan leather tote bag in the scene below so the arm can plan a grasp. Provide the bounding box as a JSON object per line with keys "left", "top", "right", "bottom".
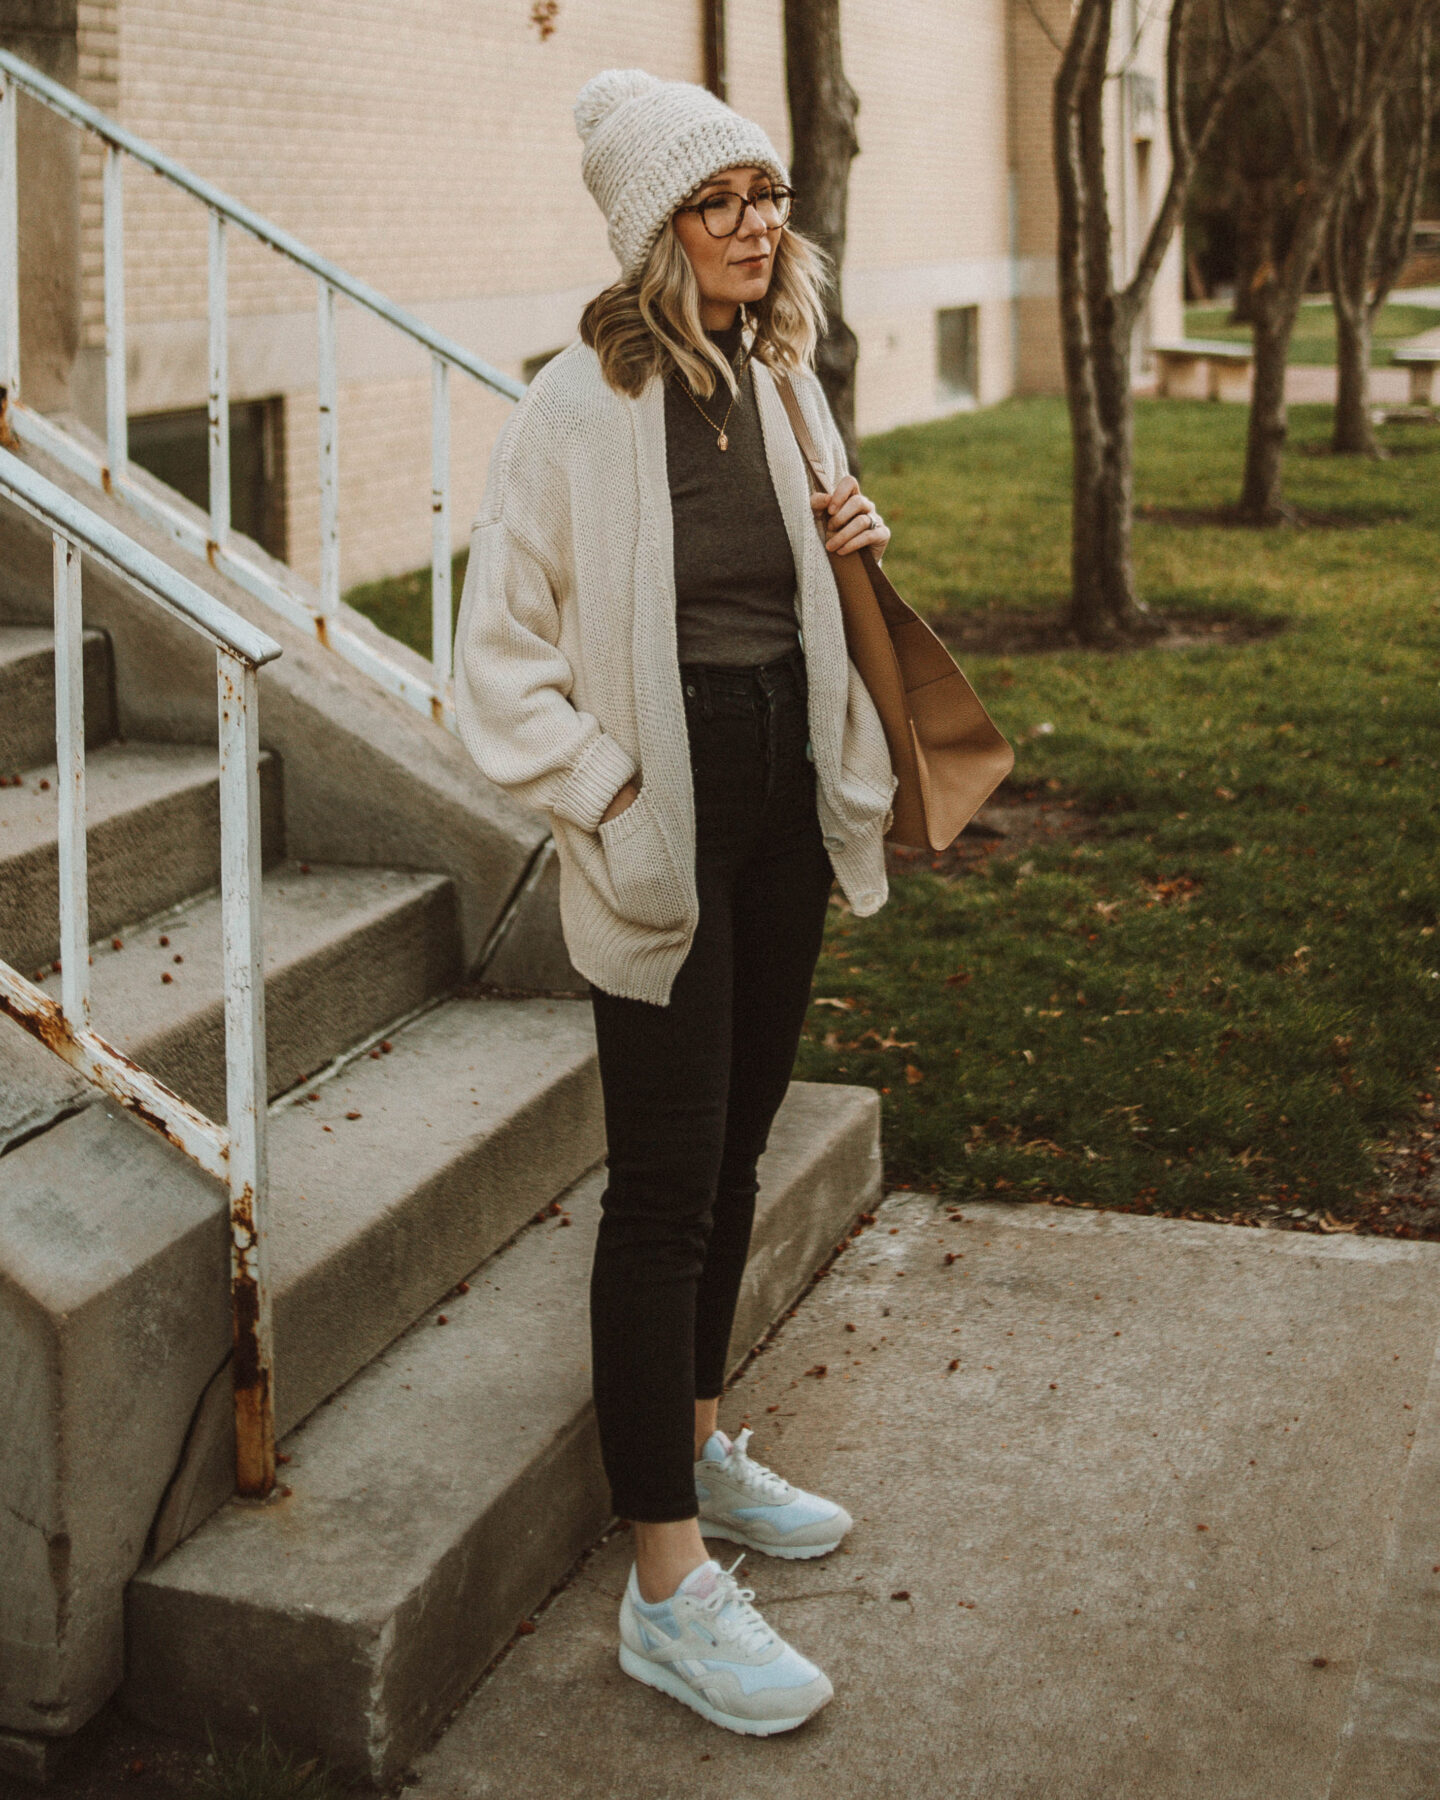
{"left": 775, "top": 375, "right": 1015, "bottom": 852}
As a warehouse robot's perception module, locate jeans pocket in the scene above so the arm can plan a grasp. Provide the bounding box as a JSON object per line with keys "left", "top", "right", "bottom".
{"left": 596, "top": 788, "right": 690, "bottom": 929}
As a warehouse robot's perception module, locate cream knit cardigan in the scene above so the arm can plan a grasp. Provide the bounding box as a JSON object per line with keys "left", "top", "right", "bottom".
{"left": 453, "top": 340, "right": 895, "bottom": 1005}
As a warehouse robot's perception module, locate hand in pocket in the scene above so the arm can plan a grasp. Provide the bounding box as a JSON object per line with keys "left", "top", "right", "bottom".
{"left": 600, "top": 779, "right": 640, "bottom": 825}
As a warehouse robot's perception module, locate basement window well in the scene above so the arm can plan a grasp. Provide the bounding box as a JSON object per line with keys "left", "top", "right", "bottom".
{"left": 936, "top": 305, "right": 979, "bottom": 407}
{"left": 127, "top": 397, "right": 287, "bottom": 560}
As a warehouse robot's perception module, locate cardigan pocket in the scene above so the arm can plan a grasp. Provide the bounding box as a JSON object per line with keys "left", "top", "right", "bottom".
{"left": 592, "top": 788, "right": 690, "bottom": 929}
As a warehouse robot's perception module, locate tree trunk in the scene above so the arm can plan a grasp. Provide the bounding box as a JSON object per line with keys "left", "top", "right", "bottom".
{"left": 1332, "top": 300, "right": 1377, "bottom": 453}
{"left": 783, "top": 0, "right": 861, "bottom": 469}
{"left": 1239, "top": 278, "right": 1301, "bottom": 520}
{"left": 1049, "top": 0, "right": 1295, "bottom": 628}
{"left": 1234, "top": 0, "right": 1431, "bottom": 513}
{"left": 1067, "top": 313, "right": 1153, "bottom": 641}
{"left": 1328, "top": 27, "right": 1433, "bottom": 456}
{"left": 1329, "top": 130, "right": 1383, "bottom": 455}
{"left": 1229, "top": 176, "right": 1277, "bottom": 324}
{"left": 1054, "top": 0, "right": 1153, "bottom": 642}
{"left": 1093, "top": 313, "right": 1143, "bottom": 631}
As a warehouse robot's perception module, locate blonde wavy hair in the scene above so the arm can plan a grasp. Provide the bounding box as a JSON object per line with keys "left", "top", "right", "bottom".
{"left": 580, "top": 198, "right": 831, "bottom": 401}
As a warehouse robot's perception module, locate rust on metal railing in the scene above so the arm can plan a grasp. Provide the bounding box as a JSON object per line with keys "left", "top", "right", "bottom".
{"left": 0, "top": 449, "right": 281, "bottom": 1498}
{"left": 230, "top": 1178, "right": 275, "bottom": 1496}
{"left": 217, "top": 651, "right": 273, "bottom": 1496}
{"left": 0, "top": 974, "right": 228, "bottom": 1176}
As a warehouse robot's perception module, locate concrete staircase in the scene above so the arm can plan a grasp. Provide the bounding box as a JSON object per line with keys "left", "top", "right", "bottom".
{"left": 0, "top": 598, "right": 881, "bottom": 1784}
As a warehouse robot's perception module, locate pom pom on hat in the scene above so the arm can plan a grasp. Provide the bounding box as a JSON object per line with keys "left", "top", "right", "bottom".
{"left": 573, "top": 68, "right": 661, "bottom": 144}
{"left": 574, "top": 67, "right": 788, "bottom": 279}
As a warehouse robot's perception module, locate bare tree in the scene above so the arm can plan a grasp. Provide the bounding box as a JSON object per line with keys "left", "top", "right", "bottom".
{"left": 1238, "top": 0, "right": 1438, "bottom": 520}
{"left": 1225, "top": 82, "right": 1296, "bottom": 323}
{"left": 1327, "top": 19, "right": 1434, "bottom": 454}
{"left": 1051, "top": 0, "right": 1294, "bottom": 643}
{"left": 784, "top": 0, "right": 861, "bottom": 468}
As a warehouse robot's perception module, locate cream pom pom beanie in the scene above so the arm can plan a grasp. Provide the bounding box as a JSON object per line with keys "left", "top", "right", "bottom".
{"left": 574, "top": 69, "right": 788, "bottom": 280}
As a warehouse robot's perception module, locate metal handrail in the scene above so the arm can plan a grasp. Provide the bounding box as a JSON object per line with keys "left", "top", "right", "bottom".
{"left": 0, "top": 447, "right": 282, "bottom": 665}
{"left": 0, "top": 48, "right": 525, "bottom": 408}
{"left": 0, "top": 49, "right": 528, "bottom": 734}
{"left": 0, "top": 447, "right": 282, "bottom": 1498}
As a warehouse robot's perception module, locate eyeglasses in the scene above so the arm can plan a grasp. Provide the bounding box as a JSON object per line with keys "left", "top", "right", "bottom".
{"left": 676, "top": 183, "right": 795, "bottom": 239}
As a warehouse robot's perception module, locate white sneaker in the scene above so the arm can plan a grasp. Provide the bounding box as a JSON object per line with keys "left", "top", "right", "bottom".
{"left": 618, "top": 1555, "right": 833, "bottom": 1736}
{"left": 695, "top": 1429, "right": 852, "bottom": 1560}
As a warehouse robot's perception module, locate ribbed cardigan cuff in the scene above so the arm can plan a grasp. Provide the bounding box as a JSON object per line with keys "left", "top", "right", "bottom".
{"left": 550, "top": 731, "right": 638, "bottom": 833}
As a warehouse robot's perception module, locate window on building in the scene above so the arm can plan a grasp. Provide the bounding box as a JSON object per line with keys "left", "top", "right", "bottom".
{"left": 936, "top": 306, "right": 979, "bottom": 405}
{"left": 127, "top": 398, "right": 287, "bottom": 560}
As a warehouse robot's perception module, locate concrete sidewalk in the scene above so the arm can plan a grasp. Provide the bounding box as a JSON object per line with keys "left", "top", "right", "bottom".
{"left": 410, "top": 1198, "right": 1440, "bottom": 1800}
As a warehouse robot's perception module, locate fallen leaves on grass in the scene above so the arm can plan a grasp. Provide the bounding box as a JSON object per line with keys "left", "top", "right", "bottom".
{"left": 822, "top": 1027, "right": 918, "bottom": 1052}
{"left": 1141, "top": 875, "right": 1201, "bottom": 907}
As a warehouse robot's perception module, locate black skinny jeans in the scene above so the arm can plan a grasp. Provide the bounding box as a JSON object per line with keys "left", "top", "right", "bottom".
{"left": 588, "top": 648, "right": 834, "bottom": 1522}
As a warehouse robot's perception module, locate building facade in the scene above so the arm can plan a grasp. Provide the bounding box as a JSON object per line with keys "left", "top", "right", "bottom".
{"left": 10, "top": 0, "right": 1183, "bottom": 592}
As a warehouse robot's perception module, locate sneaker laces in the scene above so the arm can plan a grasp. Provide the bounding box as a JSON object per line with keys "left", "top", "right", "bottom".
{"left": 727, "top": 1427, "right": 793, "bottom": 1503}
{"left": 693, "top": 1554, "right": 779, "bottom": 1656}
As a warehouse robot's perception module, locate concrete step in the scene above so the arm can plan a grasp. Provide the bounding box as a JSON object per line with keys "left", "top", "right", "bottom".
{"left": 0, "top": 740, "right": 285, "bottom": 975}
{"left": 0, "top": 1100, "right": 234, "bottom": 1743}
{"left": 0, "top": 625, "right": 115, "bottom": 772}
{"left": 0, "top": 861, "right": 459, "bottom": 1153}
{"left": 2, "top": 995, "right": 609, "bottom": 1747}
{"left": 122, "top": 1080, "right": 881, "bottom": 1785}
{"left": 83, "top": 861, "right": 461, "bottom": 1121}
{"left": 265, "top": 993, "right": 605, "bottom": 1437}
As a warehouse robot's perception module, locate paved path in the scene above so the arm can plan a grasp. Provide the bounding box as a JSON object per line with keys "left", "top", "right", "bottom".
{"left": 1282, "top": 365, "right": 1412, "bottom": 404}
{"left": 410, "top": 1198, "right": 1440, "bottom": 1800}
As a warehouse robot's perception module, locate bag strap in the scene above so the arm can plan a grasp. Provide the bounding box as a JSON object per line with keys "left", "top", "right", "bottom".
{"left": 772, "top": 373, "right": 832, "bottom": 500}
{"left": 774, "top": 371, "right": 911, "bottom": 629}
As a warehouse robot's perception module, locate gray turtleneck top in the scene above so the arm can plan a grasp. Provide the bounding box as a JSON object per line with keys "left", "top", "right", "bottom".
{"left": 663, "top": 319, "right": 800, "bottom": 668}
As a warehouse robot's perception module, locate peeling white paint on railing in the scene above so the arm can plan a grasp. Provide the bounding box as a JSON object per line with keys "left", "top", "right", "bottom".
{"left": 0, "top": 46, "right": 526, "bottom": 737}
{"left": 208, "top": 210, "right": 231, "bottom": 551}
{"left": 52, "top": 532, "right": 89, "bottom": 1028}
{"left": 102, "top": 143, "right": 127, "bottom": 484}
{"left": 317, "top": 280, "right": 340, "bottom": 624}
{"left": 430, "top": 354, "right": 453, "bottom": 710}
{"left": 0, "top": 72, "right": 18, "bottom": 400}
{"left": 0, "top": 445, "right": 283, "bottom": 1498}
{"left": 218, "top": 651, "right": 274, "bottom": 1496}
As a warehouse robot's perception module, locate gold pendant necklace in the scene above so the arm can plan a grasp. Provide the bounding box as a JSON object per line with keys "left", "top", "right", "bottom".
{"left": 680, "top": 348, "right": 751, "bottom": 451}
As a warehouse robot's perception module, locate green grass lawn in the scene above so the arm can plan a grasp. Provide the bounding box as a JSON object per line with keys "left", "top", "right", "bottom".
{"left": 806, "top": 398, "right": 1438, "bottom": 1221}
{"left": 345, "top": 551, "right": 468, "bottom": 656}
{"left": 1184, "top": 299, "right": 1440, "bottom": 366}
{"left": 349, "top": 397, "right": 1439, "bottom": 1226}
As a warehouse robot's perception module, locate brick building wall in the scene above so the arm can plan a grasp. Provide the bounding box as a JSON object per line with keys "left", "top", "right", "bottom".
{"left": 43, "top": 0, "right": 1181, "bottom": 590}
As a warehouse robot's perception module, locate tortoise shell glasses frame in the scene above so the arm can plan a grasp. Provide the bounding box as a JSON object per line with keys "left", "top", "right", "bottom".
{"left": 674, "top": 182, "right": 796, "bottom": 239}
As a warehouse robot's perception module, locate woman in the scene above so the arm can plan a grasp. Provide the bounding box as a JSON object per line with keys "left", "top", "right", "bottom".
{"left": 454, "top": 68, "right": 894, "bottom": 1737}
